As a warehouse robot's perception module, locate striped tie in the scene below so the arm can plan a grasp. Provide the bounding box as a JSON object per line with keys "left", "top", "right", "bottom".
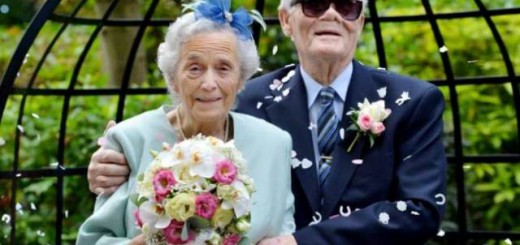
{"left": 317, "top": 87, "right": 339, "bottom": 188}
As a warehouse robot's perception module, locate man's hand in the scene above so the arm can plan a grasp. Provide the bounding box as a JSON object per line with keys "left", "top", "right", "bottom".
{"left": 87, "top": 120, "right": 129, "bottom": 195}
{"left": 257, "top": 235, "right": 297, "bottom": 245}
{"left": 129, "top": 234, "right": 146, "bottom": 245}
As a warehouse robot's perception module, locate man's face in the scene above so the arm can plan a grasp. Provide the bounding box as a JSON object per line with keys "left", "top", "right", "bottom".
{"left": 279, "top": 1, "right": 365, "bottom": 64}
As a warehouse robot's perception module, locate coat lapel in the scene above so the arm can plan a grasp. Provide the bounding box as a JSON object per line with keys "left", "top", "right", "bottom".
{"left": 321, "top": 61, "right": 381, "bottom": 217}
{"left": 265, "top": 67, "right": 321, "bottom": 212}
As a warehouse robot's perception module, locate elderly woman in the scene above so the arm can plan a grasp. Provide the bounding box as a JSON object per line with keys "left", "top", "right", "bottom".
{"left": 76, "top": 1, "right": 295, "bottom": 244}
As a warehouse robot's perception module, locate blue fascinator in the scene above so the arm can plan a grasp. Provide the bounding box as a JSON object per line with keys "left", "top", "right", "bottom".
{"left": 183, "top": 0, "right": 266, "bottom": 40}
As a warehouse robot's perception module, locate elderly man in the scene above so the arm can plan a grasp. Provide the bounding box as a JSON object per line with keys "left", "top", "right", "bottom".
{"left": 88, "top": 0, "right": 447, "bottom": 244}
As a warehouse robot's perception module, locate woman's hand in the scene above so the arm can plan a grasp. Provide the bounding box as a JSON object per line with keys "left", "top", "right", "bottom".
{"left": 129, "top": 234, "right": 146, "bottom": 245}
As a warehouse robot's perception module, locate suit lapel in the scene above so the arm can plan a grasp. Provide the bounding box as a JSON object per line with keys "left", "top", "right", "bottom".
{"left": 321, "top": 61, "right": 381, "bottom": 217}
{"left": 265, "top": 67, "right": 321, "bottom": 212}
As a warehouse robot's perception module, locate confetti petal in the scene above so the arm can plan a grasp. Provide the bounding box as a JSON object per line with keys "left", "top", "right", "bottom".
{"left": 17, "top": 125, "right": 24, "bottom": 133}
{"left": 377, "top": 87, "right": 387, "bottom": 98}
{"left": 439, "top": 45, "right": 448, "bottom": 53}
{"left": 505, "top": 238, "right": 512, "bottom": 245}
{"left": 0, "top": 137, "right": 5, "bottom": 147}
{"left": 0, "top": 4, "right": 10, "bottom": 14}
{"left": 378, "top": 212, "right": 390, "bottom": 224}
{"left": 31, "top": 113, "right": 40, "bottom": 119}
{"left": 300, "top": 158, "right": 313, "bottom": 169}
{"left": 64, "top": 210, "right": 69, "bottom": 218}
{"left": 411, "top": 211, "right": 420, "bottom": 216}
{"left": 395, "top": 91, "right": 411, "bottom": 106}
{"left": 435, "top": 193, "right": 446, "bottom": 205}
{"left": 282, "top": 88, "right": 290, "bottom": 97}
{"left": 291, "top": 150, "right": 297, "bottom": 158}
{"left": 352, "top": 159, "right": 363, "bottom": 165}
{"left": 339, "top": 128, "right": 345, "bottom": 140}
{"left": 256, "top": 102, "right": 263, "bottom": 109}
{"left": 1, "top": 214, "right": 10, "bottom": 224}
{"left": 273, "top": 96, "right": 283, "bottom": 102}
{"left": 308, "top": 122, "right": 317, "bottom": 130}
{"left": 30, "top": 203, "right": 37, "bottom": 211}
{"left": 281, "top": 70, "right": 295, "bottom": 83}
{"left": 339, "top": 205, "right": 351, "bottom": 217}
{"left": 309, "top": 212, "right": 322, "bottom": 226}
{"left": 272, "top": 45, "right": 278, "bottom": 55}
{"left": 403, "top": 155, "right": 412, "bottom": 161}
{"left": 257, "top": 67, "right": 263, "bottom": 72}
{"left": 437, "top": 229, "right": 445, "bottom": 237}
{"left": 377, "top": 67, "right": 387, "bottom": 71}
{"left": 36, "top": 230, "right": 45, "bottom": 237}
{"left": 396, "top": 201, "right": 407, "bottom": 212}
{"left": 16, "top": 203, "right": 23, "bottom": 215}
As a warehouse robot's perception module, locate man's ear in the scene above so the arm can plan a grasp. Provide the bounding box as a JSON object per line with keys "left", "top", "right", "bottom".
{"left": 278, "top": 9, "right": 292, "bottom": 37}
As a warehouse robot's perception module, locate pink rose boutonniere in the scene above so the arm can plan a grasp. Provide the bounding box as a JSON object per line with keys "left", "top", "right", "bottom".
{"left": 346, "top": 99, "right": 392, "bottom": 152}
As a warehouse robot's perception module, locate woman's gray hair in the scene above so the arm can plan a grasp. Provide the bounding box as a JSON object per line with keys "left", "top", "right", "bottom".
{"left": 157, "top": 12, "right": 260, "bottom": 96}
{"left": 278, "top": 0, "right": 368, "bottom": 12}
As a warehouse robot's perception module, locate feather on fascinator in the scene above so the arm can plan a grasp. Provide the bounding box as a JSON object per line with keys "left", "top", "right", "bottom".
{"left": 183, "top": 0, "right": 266, "bottom": 40}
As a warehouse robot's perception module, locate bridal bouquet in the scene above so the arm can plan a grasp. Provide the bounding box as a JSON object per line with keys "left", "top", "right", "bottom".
{"left": 131, "top": 135, "right": 255, "bottom": 245}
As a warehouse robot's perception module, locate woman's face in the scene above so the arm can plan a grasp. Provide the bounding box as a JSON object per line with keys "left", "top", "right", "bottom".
{"left": 173, "top": 31, "right": 241, "bottom": 123}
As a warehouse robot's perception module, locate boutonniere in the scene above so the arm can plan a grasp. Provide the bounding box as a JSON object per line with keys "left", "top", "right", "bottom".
{"left": 346, "top": 98, "right": 392, "bottom": 152}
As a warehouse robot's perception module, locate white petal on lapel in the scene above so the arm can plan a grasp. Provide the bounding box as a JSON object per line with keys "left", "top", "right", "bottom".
{"left": 403, "top": 155, "right": 412, "bottom": 161}
{"left": 352, "top": 159, "right": 363, "bottom": 165}
{"left": 339, "top": 128, "right": 345, "bottom": 140}
{"left": 281, "top": 70, "right": 295, "bottom": 83}
{"left": 377, "top": 87, "right": 387, "bottom": 98}
{"left": 339, "top": 205, "right": 351, "bottom": 217}
{"left": 377, "top": 67, "right": 387, "bottom": 71}
{"left": 256, "top": 102, "right": 263, "bottom": 109}
{"left": 300, "top": 158, "right": 313, "bottom": 169}
{"left": 291, "top": 158, "right": 301, "bottom": 169}
{"left": 411, "top": 211, "right": 420, "bottom": 216}
{"left": 309, "top": 212, "right": 322, "bottom": 226}
{"left": 273, "top": 96, "right": 283, "bottom": 102}
{"left": 378, "top": 212, "right": 390, "bottom": 224}
{"left": 437, "top": 230, "right": 446, "bottom": 237}
{"left": 291, "top": 150, "right": 297, "bottom": 158}
{"left": 395, "top": 91, "right": 411, "bottom": 106}
{"left": 396, "top": 201, "right": 407, "bottom": 212}
{"left": 282, "top": 88, "right": 291, "bottom": 97}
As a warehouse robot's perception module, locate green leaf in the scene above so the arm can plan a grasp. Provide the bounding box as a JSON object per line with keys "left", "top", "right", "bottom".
{"left": 25, "top": 178, "right": 55, "bottom": 195}
{"left": 369, "top": 136, "right": 375, "bottom": 147}
{"left": 130, "top": 193, "right": 147, "bottom": 207}
{"left": 188, "top": 216, "right": 211, "bottom": 229}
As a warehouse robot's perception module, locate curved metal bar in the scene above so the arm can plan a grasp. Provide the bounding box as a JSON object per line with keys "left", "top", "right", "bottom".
{"left": 115, "top": 0, "right": 160, "bottom": 121}
{"left": 0, "top": 1, "right": 61, "bottom": 244}
{"left": 54, "top": 0, "right": 121, "bottom": 243}
{"left": 421, "top": 0, "right": 467, "bottom": 244}
{"left": 368, "top": 0, "right": 387, "bottom": 68}
{"left": 474, "top": 0, "right": 520, "bottom": 156}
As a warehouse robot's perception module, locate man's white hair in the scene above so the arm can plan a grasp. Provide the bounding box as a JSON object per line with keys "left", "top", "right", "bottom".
{"left": 278, "top": 0, "right": 368, "bottom": 12}
{"left": 157, "top": 12, "right": 260, "bottom": 99}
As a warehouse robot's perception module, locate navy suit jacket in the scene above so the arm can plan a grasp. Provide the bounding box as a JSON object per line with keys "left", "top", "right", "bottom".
{"left": 236, "top": 60, "right": 446, "bottom": 245}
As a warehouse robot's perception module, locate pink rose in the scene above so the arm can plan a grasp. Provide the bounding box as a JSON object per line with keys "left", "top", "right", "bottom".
{"left": 223, "top": 233, "right": 241, "bottom": 245}
{"left": 213, "top": 160, "right": 237, "bottom": 185}
{"left": 195, "top": 192, "right": 219, "bottom": 219}
{"left": 163, "top": 220, "right": 194, "bottom": 244}
{"left": 153, "top": 169, "right": 176, "bottom": 202}
{"left": 370, "top": 122, "right": 386, "bottom": 135}
{"left": 133, "top": 209, "right": 143, "bottom": 228}
{"left": 357, "top": 113, "right": 373, "bottom": 132}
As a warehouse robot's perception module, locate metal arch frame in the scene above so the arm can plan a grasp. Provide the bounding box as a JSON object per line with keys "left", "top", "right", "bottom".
{"left": 1, "top": 0, "right": 520, "bottom": 244}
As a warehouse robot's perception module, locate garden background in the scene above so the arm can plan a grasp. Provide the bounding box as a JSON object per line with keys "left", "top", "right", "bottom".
{"left": 1, "top": 0, "right": 519, "bottom": 244}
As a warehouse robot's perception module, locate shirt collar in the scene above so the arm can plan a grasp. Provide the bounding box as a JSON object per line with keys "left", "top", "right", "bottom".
{"left": 301, "top": 63, "right": 353, "bottom": 108}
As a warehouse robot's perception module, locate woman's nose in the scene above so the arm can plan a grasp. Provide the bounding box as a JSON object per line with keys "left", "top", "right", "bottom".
{"left": 201, "top": 69, "right": 218, "bottom": 91}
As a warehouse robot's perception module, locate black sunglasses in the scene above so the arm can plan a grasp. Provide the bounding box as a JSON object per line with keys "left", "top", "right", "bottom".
{"left": 291, "top": 0, "right": 363, "bottom": 21}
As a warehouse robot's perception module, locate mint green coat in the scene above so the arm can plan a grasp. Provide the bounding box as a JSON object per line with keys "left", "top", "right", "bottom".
{"left": 77, "top": 106, "right": 295, "bottom": 244}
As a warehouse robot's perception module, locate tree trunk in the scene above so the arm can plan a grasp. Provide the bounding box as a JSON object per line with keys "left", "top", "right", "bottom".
{"left": 94, "top": 0, "right": 147, "bottom": 87}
